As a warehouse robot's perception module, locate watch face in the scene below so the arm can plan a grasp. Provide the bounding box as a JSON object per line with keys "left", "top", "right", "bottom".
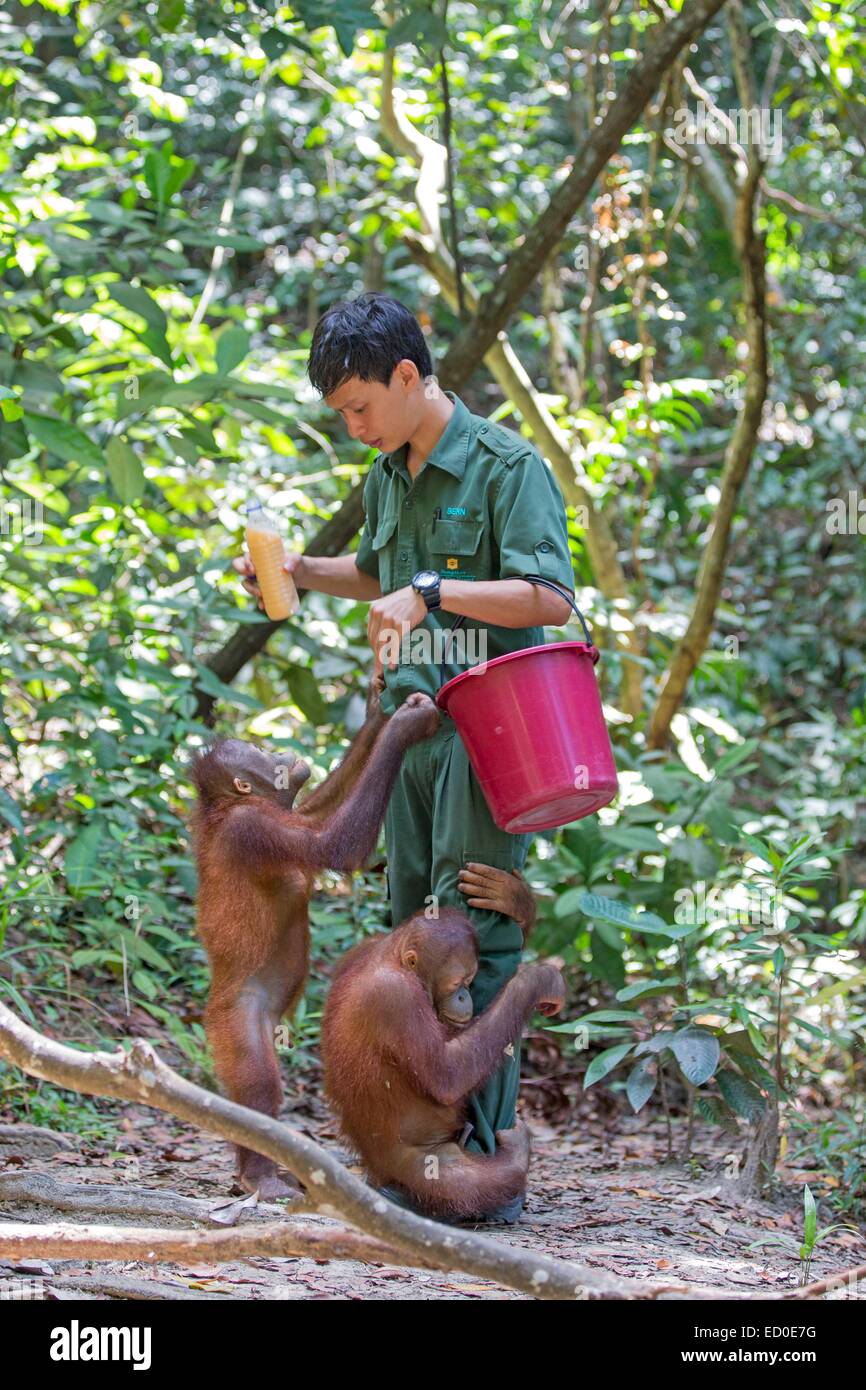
{"left": 414, "top": 570, "right": 439, "bottom": 588}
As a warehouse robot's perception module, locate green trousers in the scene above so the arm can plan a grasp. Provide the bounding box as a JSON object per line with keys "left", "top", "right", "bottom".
{"left": 383, "top": 718, "right": 531, "bottom": 1157}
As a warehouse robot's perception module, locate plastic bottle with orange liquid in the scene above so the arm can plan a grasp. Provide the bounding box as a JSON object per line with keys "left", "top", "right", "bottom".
{"left": 244, "top": 501, "right": 299, "bottom": 621}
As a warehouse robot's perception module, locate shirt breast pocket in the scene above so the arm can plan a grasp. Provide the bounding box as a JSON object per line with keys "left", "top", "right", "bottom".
{"left": 371, "top": 512, "right": 398, "bottom": 591}
{"left": 425, "top": 518, "right": 484, "bottom": 569}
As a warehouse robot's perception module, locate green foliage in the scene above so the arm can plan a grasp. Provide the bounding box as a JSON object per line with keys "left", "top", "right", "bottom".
{"left": 746, "top": 1184, "right": 860, "bottom": 1285}
{"left": 786, "top": 1109, "right": 866, "bottom": 1223}
{"left": 542, "top": 813, "right": 864, "bottom": 1155}
{"left": 0, "top": 2, "right": 863, "bottom": 1176}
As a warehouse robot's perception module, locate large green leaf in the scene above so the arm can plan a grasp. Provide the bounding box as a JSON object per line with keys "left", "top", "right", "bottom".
{"left": 106, "top": 437, "right": 146, "bottom": 504}
{"left": 295, "top": 0, "right": 383, "bottom": 54}
{"left": 634, "top": 1030, "right": 676, "bottom": 1056}
{"left": 0, "top": 788, "right": 23, "bottom": 833}
{"left": 216, "top": 326, "right": 251, "bottom": 375}
{"left": 736, "top": 1053, "right": 783, "bottom": 1098}
{"left": 578, "top": 892, "right": 692, "bottom": 939}
{"left": 669, "top": 836, "right": 719, "bottom": 877}
{"left": 385, "top": 7, "right": 448, "bottom": 51}
{"left": 259, "top": 26, "right": 315, "bottom": 59}
{"left": 606, "top": 826, "right": 665, "bottom": 853}
{"left": 714, "top": 739, "right": 761, "bottom": 777}
{"left": 553, "top": 886, "right": 587, "bottom": 919}
{"left": 108, "top": 284, "right": 172, "bottom": 368}
{"left": 193, "top": 665, "right": 262, "bottom": 710}
{"left": 143, "top": 142, "right": 195, "bottom": 208}
{"left": 642, "top": 767, "right": 688, "bottom": 802}
{"left": 616, "top": 977, "right": 680, "bottom": 1002}
{"left": 716, "top": 1069, "right": 766, "bottom": 1120}
{"left": 65, "top": 822, "right": 103, "bottom": 891}
{"left": 667, "top": 1025, "right": 720, "bottom": 1086}
{"left": 722, "top": 1028, "right": 759, "bottom": 1057}
{"left": 626, "top": 1058, "right": 657, "bottom": 1113}
{"left": 24, "top": 413, "right": 105, "bottom": 469}
{"left": 157, "top": 0, "right": 184, "bottom": 30}
{"left": 583, "top": 1042, "right": 634, "bottom": 1089}
{"left": 108, "top": 283, "right": 168, "bottom": 336}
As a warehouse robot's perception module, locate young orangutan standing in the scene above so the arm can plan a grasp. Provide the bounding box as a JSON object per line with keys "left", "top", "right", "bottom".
{"left": 190, "top": 682, "right": 439, "bottom": 1198}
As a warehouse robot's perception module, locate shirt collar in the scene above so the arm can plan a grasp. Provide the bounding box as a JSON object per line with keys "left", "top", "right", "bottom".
{"left": 380, "top": 391, "right": 470, "bottom": 481}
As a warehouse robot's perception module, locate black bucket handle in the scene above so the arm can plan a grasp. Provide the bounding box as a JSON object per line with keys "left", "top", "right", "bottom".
{"left": 438, "top": 574, "right": 594, "bottom": 692}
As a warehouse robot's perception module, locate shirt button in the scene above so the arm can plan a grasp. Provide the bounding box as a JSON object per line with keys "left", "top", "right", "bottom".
{"left": 480, "top": 425, "right": 488, "bottom": 433}
{"left": 400, "top": 552, "right": 408, "bottom": 561}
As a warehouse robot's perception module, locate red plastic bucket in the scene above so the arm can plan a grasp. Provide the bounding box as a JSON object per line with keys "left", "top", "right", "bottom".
{"left": 435, "top": 586, "right": 618, "bottom": 833}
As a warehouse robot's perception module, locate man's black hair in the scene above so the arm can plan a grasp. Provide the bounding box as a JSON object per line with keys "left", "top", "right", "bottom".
{"left": 307, "top": 292, "right": 434, "bottom": 399}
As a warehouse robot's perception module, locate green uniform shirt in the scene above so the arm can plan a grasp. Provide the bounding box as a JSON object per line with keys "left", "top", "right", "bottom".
{"left": 355, "top": 391, "right": 574, "bottom": 714}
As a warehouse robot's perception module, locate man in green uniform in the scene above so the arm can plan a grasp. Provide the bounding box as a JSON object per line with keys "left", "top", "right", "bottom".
{"left": 238, "top": 293, "right": 574, "bottom": 1219}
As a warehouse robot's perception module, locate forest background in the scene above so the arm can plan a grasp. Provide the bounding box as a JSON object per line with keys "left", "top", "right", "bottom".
{"left": 1, "top": 0, "right": 864, "bottom": 1219}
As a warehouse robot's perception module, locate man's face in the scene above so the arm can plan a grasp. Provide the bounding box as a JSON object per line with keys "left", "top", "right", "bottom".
{"left": 325, "top": 362, "right": 422, "bottom": 455}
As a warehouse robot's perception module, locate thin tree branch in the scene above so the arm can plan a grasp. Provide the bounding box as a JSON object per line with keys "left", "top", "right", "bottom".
{"left": 647, "top": 0, "right": 769, "bottom": 748}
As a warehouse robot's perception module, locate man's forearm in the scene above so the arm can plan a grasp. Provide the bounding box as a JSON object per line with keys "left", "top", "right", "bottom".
{"left": 439, "top": 578, "right": 572, "bottom": 628}
{"left": 298, "top": 553, "right": 382, "bottom": 601}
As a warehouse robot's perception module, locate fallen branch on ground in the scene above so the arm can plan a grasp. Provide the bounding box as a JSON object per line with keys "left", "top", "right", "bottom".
{"left": 0, "top": 1000, "right": 664, "bottom": 1300}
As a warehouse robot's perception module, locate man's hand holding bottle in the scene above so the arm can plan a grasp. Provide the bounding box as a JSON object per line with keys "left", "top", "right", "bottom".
{"left": 232, "top": 552, "right": 305, "bottom": 612}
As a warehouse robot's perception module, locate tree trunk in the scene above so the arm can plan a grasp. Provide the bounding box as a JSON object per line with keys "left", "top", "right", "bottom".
{"left": 647, "top": 0, "right": 769, "bottom": 748}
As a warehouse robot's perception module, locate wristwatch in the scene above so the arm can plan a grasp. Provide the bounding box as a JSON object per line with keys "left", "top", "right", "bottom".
{"left": 411, "top": 568, "right": 441, "bottom": 611}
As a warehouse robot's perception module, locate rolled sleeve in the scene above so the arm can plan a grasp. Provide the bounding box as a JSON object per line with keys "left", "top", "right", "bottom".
{"left": 493, "top": 450, "right": 574, "bottom": 593}
{"left": 354, "top": 466, "right": 381, "bottom": 579}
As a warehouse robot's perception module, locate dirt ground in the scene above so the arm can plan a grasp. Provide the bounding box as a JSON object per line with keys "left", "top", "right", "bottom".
{"left": 1, "top": 1066, "right": 863, "bottom": 1301}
